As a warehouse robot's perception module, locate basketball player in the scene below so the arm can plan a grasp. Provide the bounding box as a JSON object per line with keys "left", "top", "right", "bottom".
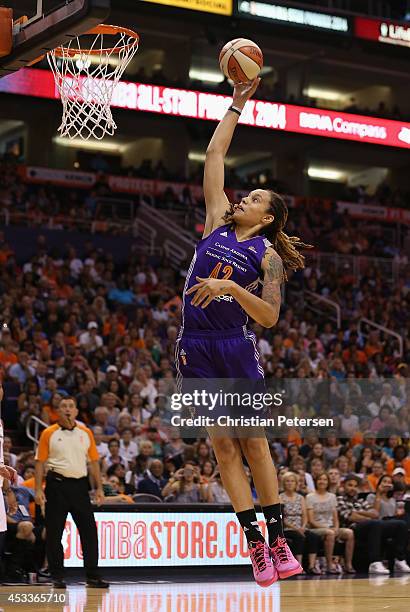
{"left": 176, "top": 78, "right": 309, "bottom": 586}
{"left": 0, "top": 383, "right": 18, "bottom": 581}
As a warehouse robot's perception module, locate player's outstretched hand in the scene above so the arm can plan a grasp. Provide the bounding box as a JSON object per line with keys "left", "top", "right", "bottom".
{"left": 233, "top": 77, "right": 261, "bottom": 109}
{"left": 0, "top": 382, "right": 3, "bottom": 403}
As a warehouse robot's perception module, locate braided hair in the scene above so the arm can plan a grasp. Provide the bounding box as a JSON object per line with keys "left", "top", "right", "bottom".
{"left": 223, "top": 190, "right": 312, "bottom": 279}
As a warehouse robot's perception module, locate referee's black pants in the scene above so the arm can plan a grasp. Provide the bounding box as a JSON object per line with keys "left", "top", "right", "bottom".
{"left": 45, "top": 472, "right": 99, "bottom": 580}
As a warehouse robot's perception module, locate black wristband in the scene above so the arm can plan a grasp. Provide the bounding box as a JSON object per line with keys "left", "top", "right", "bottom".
{"left": 229, "top": 105, "right": 242, "bottom": 116}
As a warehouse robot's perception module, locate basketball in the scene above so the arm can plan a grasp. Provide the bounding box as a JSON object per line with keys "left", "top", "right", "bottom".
{"left": 219, "top": 38, "right": 263, "bottom": 83}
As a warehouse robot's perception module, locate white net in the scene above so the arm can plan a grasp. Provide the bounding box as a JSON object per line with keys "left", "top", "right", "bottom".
{"left": 47, "top": 28, "right": 139, "bottom": 140}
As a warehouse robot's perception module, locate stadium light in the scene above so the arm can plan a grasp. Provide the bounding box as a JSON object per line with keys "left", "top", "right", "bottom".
{"left": 189, "top": 68, "right": 224, "bottom": 83}
{"left": 307, "top": 167, "right": 346, "bottom": 181}
{"left": 304, "top": 87, "right": 347, "bottom": 102}
{"left": 53, "top": 136, "right": 129, "bottom": 152}
{"left": 188, "top": 151, "right": 206, "bottom": 162}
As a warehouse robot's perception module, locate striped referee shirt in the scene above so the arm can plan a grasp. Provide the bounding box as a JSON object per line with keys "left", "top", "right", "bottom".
{"left": 35, "top": 422, "right": 99, "bottom": 479}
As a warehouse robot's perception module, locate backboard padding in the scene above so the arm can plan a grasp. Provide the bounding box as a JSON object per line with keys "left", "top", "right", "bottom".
{"left": 0, "top": 0, "right": 110, "bottom": 77}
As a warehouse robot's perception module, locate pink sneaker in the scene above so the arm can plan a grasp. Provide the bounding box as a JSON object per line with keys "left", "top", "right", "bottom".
{"left": 249, "top": 541, "right": 279, "bottom": 587}
{"left": 270, "top": 536, "right": 303, "bottom": 579}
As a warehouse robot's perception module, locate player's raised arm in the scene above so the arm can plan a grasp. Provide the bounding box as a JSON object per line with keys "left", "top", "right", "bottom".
{"left": 203, "top": 78, "right": 260, "bottom": 237}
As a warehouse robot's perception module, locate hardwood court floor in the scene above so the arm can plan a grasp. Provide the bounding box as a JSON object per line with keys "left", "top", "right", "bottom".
{"left": 0, "top": 576, "right": 409, "bottom": 611}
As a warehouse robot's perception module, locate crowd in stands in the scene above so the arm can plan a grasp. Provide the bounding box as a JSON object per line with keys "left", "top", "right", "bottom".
{"left": 1, "top": 156, "right": 408, "bottom": 264}
{"left": 0, "top": 207, "right": 409, "bottom": 577}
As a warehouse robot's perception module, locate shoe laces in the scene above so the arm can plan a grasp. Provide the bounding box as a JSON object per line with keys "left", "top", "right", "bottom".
{"left": 272, "top": 536, "right": 289, "bottom": 564}
{"left": 249, "top": 541, "right": 268, "bottom": 572}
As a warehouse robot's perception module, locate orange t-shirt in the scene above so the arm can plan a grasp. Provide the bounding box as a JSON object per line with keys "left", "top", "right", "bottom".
{"left": 42, "top": 404, "right": 60, "bottom": 424}
{"left": 351, "top": 432, "right": 363, "bottom": 447}
{"left": 367, "top": 473, "right": 381, "bottom": 492}
{"left": 0, "top": 350, "right": 18, "bottom": 368}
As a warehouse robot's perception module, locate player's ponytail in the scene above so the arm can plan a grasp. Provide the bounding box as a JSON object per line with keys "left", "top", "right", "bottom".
{"left": 266, "top": 191, "right": 313, "bottom": 278}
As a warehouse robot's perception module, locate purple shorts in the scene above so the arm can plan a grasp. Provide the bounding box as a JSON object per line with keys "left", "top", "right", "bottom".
{"left": 175, "top": 327, "right": 265, "bottom": 382}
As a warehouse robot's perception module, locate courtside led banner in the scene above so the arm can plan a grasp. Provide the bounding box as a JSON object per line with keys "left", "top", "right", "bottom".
{"left": 63, "top": 511, "right": 265, "bottom": 567}
{"left": 1, "top": 69, "right": 409, "bottom": 149}
{"left": 237, "top": 1, "right": 350, "bottom": 33}
{"left": 141, "top": 0, "right": 233, "bottom": 16}
{"left": 355, "top": 16, "right": 410, "bottom": 48}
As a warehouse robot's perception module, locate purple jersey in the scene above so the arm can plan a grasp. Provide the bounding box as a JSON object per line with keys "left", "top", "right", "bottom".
{"left": 182, "top": 223, "right": 271, "bottom": 331}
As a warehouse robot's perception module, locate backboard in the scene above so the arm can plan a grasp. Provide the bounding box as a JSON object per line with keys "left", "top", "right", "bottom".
{"left": 0, "top": 0, "right": 110, "bottom": 77}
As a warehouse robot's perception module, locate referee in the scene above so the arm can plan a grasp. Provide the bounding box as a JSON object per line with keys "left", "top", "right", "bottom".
{"left": 35, "top": 396, "right": 108, "bottom": 589}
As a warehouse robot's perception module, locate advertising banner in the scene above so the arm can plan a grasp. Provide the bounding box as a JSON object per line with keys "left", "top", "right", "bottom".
{"left": 355, "top": 16, "right": 410, "bottom": 48}
{"left": 237, "top": 1, "right": 350, "bottom": 34}
{"left": 63, "top": 511, "right": 265, "bottom": 567}
{"left": 2, "top": 69, "right": 410, "bottom": 149}
{"left": 141, "top": 0, "right": 233, "bottom": 16}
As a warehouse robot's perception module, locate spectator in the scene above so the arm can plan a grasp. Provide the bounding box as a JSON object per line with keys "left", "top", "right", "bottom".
{"left": 119, "top": 428, "right": 139, "bottom": 462}
{"left": 356, "top": 447, "right": 375, "bottom": 476}
{"left": 290, "top": 456, "right": 315, "bottom": 493}
{"left": 386, "top": 445, "right": 410, "bottom": 485}
{"left": 93, "top": 425, "right": 109, "bottom": 459}
{"left": 379, "top": 383, "right": 401, "bottom": 412}
{"left": 383, "top": 435, "right": 400, "bottom": 458}
{"left": 3, "top": 436, "right": 17, "bottom": 468}
{"left": 340, "top": 403, "right": 359, "bottom": 438}
{"left": 323, "top": 434, "right": 343, "bottom": 466}
{"left": 307, "top": 443, "right": 327, "bottom": 469}
{"left": 103, "top": 438, "right": 129, "bottom": 471}
{"left": 78, "top": 322, "right": 103, "bottom": 353}
{"left": 5, "top": 489, "right": 40, "bottom": 580}
{"left": 280, "top": 472, "right": 322, "bottom": 574}
{"left": 286, "top": 444, "right": 301, "bottom": 467}
{"left": 327, "top": 468, "right": 342, "bottom": 495}
{"left": 367, "top": 460, "right": 386, "bottom": 492}
{"left": 371, "top": 406, "right": 394, "bottom": 434}
{"left": 92, "top": 406, "right": 118, "bottom": 441}
{"left": 337, "top": 474, "right": 410, "bottom": 574}
{"left": 205, "top": 468, "right": 230, "bottom": 503}
{"left": 366, "top": 475, "right": 406, "bottom": 520}
{"left": 161, "top": 463, "right": 205, "bottom": 503}
{"left": 8, "top": 353, "right": 35, "bottom": 385}
{"left": 300, "top": 431, "right": 319, "bottom": 459}
{"left": 310, "top": 458, "right": 325, "bottom": 479}
{"left": 200, "top": 460, "right": 216, "bottom": 484}
{"left": 306, "top": 473, "right": 355, "bottom": 574}
{"left": 136, "top": 459, "right": 167, "bottom": 499}
{"left": 195, "top": 441, "right": 213, "bottom": 467}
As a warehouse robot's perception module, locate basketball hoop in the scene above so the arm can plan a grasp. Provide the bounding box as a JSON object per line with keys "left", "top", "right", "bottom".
{"left": 47, "top": 24, "right": 139, "bottom": 141}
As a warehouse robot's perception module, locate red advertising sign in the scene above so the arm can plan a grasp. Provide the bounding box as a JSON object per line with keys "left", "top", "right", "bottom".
{"left": 355, "top": 16, "right": 410, "bottom": 48}
{"left": 1, "top": 68, "right": 410, "bottom": 149}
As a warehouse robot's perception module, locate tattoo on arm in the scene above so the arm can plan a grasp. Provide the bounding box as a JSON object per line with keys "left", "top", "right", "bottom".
{"left": 263, "top": 250, "right": 284, "bottom": 283}
{"left": 261, "top": 249, "right": 284, "bottom": 310}
{"left": 261, "top": 279, "right": 282, "bottom": 309}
